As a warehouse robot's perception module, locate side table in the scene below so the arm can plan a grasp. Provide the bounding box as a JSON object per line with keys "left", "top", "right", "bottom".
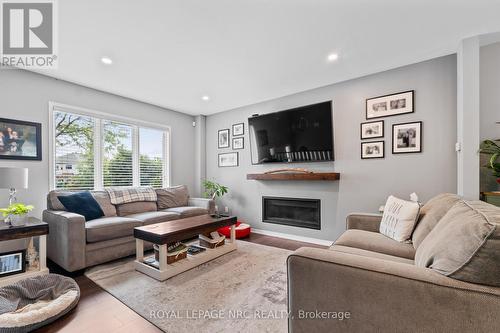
{"left": 0, "top": 217, "right": 49, "bottom": 287}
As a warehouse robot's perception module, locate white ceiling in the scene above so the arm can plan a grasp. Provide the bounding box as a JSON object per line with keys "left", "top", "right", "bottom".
{"left": 35, "top": 0, "right": 500, "bottom": 116}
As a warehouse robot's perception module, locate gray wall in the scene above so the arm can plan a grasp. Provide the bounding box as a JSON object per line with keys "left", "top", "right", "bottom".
{"left": 206, "top": 55, "right": 458, "bottom": 241}
{"left": 480, "top": 42, "right": 500, "bottom": 191}
{"left": 0, "top": 69, "right": 196, "bottom": 218}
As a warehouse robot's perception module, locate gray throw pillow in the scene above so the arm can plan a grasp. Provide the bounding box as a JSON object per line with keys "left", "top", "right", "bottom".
{"left": 411, "top": 193, "right": 462, "bottom": 249}
{"left": 415, "top": 200, "right": 500, "bottom": 286}
{"left": 156, "top": 185, "right": 189, "bottom": 209}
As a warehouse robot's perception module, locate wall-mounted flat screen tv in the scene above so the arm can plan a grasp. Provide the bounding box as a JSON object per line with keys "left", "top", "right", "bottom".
{"left": 248, "top": 101, "right": 334, "bottom": 164}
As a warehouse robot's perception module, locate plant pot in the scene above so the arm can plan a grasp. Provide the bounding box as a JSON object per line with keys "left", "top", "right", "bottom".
{"left": 9, "top": 214, "right": 27, "bottom": 226}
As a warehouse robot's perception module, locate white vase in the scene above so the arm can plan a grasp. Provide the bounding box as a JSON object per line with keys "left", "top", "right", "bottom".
{"left": 10, "top": 214, "right": 27, "bottom": 226}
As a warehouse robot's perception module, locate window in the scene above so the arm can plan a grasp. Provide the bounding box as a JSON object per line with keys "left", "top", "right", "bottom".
{"left": 54, "top": 112, "right": 94, "bottom": 190}
{"left": 51, "top": 104, "right": 169, "bottom": 190}
{"left": 139, "top": 127, "right": 165, "bottom": 187}
{"left": 103, "top": 121, "right": 134, "bottom": 187}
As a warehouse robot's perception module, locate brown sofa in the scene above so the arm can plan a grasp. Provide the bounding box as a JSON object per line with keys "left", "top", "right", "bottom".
{"left": 287, "top": 193, "right": 500, "bottom": 332}
{"left": 43, "top": 186, "right": 214, "bottom": 272}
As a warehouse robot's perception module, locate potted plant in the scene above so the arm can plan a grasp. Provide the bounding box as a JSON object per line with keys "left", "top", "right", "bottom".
{"left": 203, "top": 180, "right": 228, "bottom": 200}
{"left": 0, "top": 203, "right": 34, "bottom": 226}
{"left": 480, "top": 139, "right": 500, "bottom": 185}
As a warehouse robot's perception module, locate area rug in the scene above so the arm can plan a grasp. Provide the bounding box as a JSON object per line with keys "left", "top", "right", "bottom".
{"left": 85, "top": 241, "right": 291, "bottom": 332}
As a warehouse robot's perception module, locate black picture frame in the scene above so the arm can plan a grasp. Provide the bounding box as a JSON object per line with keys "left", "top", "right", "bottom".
{"left": 365, "top": 90, "right": 415, "bottom": 120}
{"left": 0, "top": 118, "right": 42, "bottom": 161}
{"left": 360, "top": 120, "right": 384, "bottom": 140}
{"left": 232, "top": 137, "right": 244, "bottom": 150}
{"left": 361, "top": 141, "right": 385, "bottom": 159}
{"left": 0, "top": 249, "right": 26, "bottom": 278}
{"left": 232, "top": 123, "right": 244, "bottom": 136}
{"left": 218, "top": 152, "right": 239, "bottom": 167}
{"left": 218, "top": 129, "right": 230, "bottom": 149}
{"left": 392, "top": 121, "right": 423, "bottom": 154}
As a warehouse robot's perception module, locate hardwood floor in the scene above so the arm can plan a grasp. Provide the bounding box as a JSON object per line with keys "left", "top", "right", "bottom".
{"left": 36, "top": 234, "right": 327, "bottom": 333}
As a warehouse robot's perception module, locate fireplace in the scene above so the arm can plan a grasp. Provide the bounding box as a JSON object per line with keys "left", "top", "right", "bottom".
{"left": 262, "top": 196, "right": 321, "bottom": 230}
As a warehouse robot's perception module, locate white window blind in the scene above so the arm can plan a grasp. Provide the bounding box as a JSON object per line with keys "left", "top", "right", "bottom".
{"left": 139, "top": 127, "right": 164, "bottom": 188}
{"left": 54, "top": 111, "right": 95, "bottom": 190}
{"left": 51, "top": 106, "right": 169, "bottom": 190}
{"left": 103, "top": 121, "right": 134, "bottom": 187}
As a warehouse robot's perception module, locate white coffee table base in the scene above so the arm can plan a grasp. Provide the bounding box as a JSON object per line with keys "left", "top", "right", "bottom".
{"left": 135, "top": 226, "right": 237, "bottom": 281}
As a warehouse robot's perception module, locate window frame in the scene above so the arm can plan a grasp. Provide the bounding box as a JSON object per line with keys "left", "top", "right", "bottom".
{"left": 49, "top": 101, "right": 171, "bottom": 190}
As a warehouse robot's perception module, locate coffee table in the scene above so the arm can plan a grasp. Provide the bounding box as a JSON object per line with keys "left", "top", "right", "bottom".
{"left": 134, "top": 214, "right": 237, "bottom": 281}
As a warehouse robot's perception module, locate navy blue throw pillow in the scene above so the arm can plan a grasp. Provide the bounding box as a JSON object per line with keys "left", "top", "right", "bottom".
{"left": 58, "top": 191, "right": 104, "bottom": 221}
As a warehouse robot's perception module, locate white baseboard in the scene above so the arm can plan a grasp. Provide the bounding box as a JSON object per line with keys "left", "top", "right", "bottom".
{"left": 251, "top": 228, "right": 333, "bottom": 247}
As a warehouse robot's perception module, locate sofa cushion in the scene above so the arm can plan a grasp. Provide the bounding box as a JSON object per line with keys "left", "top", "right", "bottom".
{"left": 47, "top": 190, "right": 117, "bottom": 217}
{"left": 156, "top": 185, "right": 189, "bottom": 209}
{"left": 163, "top": 206, "right": 208, "bottom": 218}
{"left": 412, "top": 193, "right": 462, "bottom": 249}
{"left": 329, "top": 244, "right": 415, "bottom": 265}
{"left": 379, "top": 195, "right": 420, "bottom": 242}
{"left": 334, "top": 229, "right": 416, "bottom": 259}
{"left": 58, "top": 191, "right": 104, "bottom": 222}
{"left": 85, "top": 217, "right": 142, "bottom": 243}
{"left": 415, "top": 200, "right": 500, "bottom": 286}
{"left": 115, "top": 201, "right": 157, "bottom": 217}
{"left": 125, "top": 211, "right": 180, "bottom": 225}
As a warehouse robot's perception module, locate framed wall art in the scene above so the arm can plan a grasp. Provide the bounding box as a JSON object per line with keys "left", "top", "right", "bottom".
{"left": 0, "top": 118, "right": 42, "bottom": 160}
{"left": 218, "top": 152, "right": 239, "bottom": 167}
{"left": 392, "top": 121, "right": 422, "bottom": 154}
{"left": 361, "top": 141, "right": 385, "bottom": 159}
{"left": 361, "top": 120, "right": 384, "bottom": 140}
{"left": 366, "top": 90, "right": 414, "bottom": 119}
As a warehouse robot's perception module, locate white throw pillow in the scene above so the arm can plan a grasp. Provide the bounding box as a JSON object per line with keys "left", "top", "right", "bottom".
{"left": 379, "top": 195, "right": 421, "bottom": 242}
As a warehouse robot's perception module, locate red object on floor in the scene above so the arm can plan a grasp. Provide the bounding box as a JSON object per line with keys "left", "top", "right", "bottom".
{"left": 218, "top": 221, "right": 251, "bottom": 239}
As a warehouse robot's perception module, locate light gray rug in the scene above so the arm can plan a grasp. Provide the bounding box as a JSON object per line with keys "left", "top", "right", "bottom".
{"left": 85, "top": 241, "right": 290, "bottom": 333}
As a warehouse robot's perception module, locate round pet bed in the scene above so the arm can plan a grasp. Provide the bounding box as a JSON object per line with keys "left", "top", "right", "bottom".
{"left": 0, "top": 274, "right": 80, "bottom": 333}
{"left": 218, "top": 221, "right": 251, "bottom": 239}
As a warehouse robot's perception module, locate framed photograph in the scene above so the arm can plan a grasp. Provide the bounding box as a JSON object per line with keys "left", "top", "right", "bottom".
{"left": 0, "top": 118, "right": 42, "bottom": 160}
{"left": 232, "top": 137, "right": 244, "bottom": 150}
{"left": 218, "top": 129, "right": 230, "bottom": 148}
{"left": 361, "top": 141, "right": 385, "bottom": 159}
{"left": 0, "top": 250, "right": 26, "bottom": 278}
{"left": 232, "top": 123, "right": 244, "bottom": 136}
{"left": 366, "top": 90, "right": 414, "bottom": 119}
{"left": 392, "top": 121, "right": 422, "bottom": 154}
{"left": 361, "top": 121, "right": 384, "bottom": 139}
{"left": 218, "top": 152, "right": 239, "bottom": 167}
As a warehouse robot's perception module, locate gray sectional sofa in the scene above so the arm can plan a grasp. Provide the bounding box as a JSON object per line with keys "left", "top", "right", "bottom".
{"left": 288, "top": 193, "right": 500, "bottom": 332}
{"left": 43, "top": 186, "right": 214, "bottom": 272}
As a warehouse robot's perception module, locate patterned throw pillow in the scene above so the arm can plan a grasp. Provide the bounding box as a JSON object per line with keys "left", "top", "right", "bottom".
{"left": 379, "top": 195, "right": 421, "bottom": 242}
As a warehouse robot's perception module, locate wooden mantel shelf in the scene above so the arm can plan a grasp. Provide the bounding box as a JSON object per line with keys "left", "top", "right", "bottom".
{"left": 246, "top": 172, "right": 340, "bottom": 181}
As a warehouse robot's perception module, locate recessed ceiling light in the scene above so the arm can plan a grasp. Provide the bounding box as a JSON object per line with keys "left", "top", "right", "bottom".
{"left": 101, "top": 57, "right": 113, "bottom": 65}
{"left": 327, "top": 53, "right": 339, "bottom": 62}
{"left": 201, "top": 95, "right": 210, "bottom": 101}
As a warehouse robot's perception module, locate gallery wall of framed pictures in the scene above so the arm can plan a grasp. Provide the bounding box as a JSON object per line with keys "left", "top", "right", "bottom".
{"left": 361, "top": 90, "right": 422, "bottom": 159}
{"left": 217, "top": 122, "right": 245, "bottom": 167}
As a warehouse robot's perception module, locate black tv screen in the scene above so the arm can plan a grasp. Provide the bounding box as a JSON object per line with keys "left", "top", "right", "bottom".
{"left": 248, "top": 101, "right": 334, "bottom": 164}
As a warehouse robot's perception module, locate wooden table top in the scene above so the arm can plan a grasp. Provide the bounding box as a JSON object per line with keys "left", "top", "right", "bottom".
{"left": 0, "top": 217, "right": 49, "bottom": 241}
{"left": 134, "top": 214, "right": 237, "bottom": 245}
